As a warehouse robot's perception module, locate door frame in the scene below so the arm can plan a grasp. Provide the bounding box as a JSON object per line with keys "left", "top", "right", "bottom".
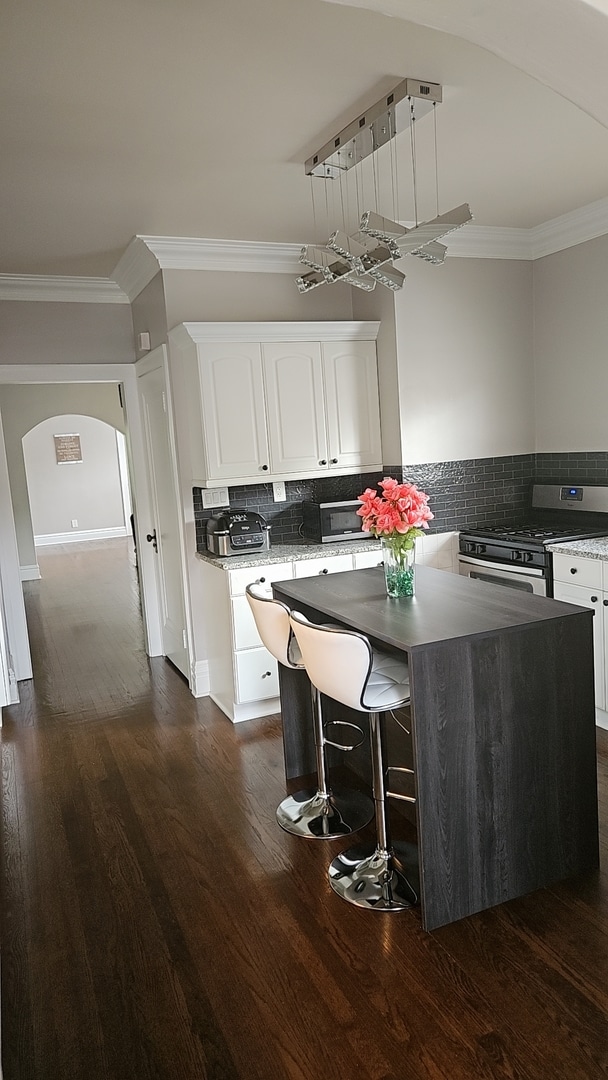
{"left": 136, "top": 345, "right": 193, "bottom": 682}
{"left": 0, "top": 364, "right": 164, "bottom": 679}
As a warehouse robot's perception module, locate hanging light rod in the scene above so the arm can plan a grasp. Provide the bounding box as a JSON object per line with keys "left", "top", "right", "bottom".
{"left": 305, "top": 77, "right": 442, "bottom": 178}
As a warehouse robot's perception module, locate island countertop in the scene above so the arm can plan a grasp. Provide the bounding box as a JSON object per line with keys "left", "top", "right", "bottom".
{"left": 272, "top": 563, "right": 590, "bottom": 653}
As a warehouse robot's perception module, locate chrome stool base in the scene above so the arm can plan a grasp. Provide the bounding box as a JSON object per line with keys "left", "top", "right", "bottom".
{"left": 328, "top": 841, "right": 419, "bottom": 911}
{"left": 276, "top": 788, "right": 374, "bottom": 840}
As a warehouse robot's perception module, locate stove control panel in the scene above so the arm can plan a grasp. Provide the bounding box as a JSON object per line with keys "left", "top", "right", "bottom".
{"left": 560, "top": 486, "right": 583, "bottom": 501}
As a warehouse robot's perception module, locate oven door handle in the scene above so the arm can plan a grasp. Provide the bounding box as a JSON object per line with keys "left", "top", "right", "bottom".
{"left": 458, "top": 554, "right": 545, "bottom": 577}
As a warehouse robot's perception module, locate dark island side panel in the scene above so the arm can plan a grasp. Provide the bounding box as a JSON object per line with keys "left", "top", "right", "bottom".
{"left": 410, "top": 612, "right": 599, "bottom": 930}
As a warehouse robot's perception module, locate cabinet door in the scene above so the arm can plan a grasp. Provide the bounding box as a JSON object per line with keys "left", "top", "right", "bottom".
{"left": 198, "top": 342, "right": 270, "bottom": 481}
{"left": 553, "top": 581, "right": 605, "bottom": 710}
{"left": 263, "top": 342, "right": 328, "bottom": 475}
{"left": 322, "top": 341, "right": 382, "bottom": 470}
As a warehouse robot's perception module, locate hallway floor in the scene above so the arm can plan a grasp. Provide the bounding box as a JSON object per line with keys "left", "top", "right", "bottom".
{"left": 2, "top": 539, "right": 607, "bottom": 1079}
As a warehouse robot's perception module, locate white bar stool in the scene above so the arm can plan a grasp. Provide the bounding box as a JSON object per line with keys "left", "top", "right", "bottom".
{"left": 289, "top": 611, "right": 419, "bottom": 912}
{"left": 246, "top": 583, "right": 374, "bottom": 839}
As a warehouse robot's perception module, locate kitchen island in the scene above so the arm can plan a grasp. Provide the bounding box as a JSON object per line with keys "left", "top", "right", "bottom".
{"left": 272, "top": 565, "right": 600, "bottom": 930}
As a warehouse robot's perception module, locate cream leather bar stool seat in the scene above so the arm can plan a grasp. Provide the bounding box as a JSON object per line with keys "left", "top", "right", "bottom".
{"left": 245, "top": 583, "right": 373, "bottom": 840}
{"left": 289, "top": 612, "right": 419, "bottom": 912}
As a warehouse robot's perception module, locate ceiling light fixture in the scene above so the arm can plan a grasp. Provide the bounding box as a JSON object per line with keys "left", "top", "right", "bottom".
{"left": 297, "top": 77, "right": 473, "bottom": 294}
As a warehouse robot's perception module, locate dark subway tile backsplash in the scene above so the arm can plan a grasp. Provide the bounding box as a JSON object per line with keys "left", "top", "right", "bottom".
{"left": 193, "top": 452, "right": 608, "bottom": 552}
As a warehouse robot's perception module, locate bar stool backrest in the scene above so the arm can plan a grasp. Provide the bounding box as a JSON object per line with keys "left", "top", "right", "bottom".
{"left": 289, "top": 611, "right": 373, "bottom": 712}
{"left": 245, "top": 583, "right": 301, "bottom": 669}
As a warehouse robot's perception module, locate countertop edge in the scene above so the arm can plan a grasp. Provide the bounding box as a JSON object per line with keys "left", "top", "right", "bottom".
{"left": 195, "top": 539, "right": 382, "bottom": 570}
{"left": 547, "top": 538, "right": 608, "bottom": 559}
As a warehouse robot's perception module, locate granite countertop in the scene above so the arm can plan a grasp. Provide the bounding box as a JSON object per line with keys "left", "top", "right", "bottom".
{"left": 195, "top": 537, "right": 382, "bottom": 570}
{"left": 547, "top": 537, "right": 608, "bottom": 559}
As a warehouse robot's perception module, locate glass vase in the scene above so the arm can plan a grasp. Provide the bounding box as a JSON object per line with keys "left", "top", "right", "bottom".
{"left": 381, "top": 536, "right": 416, "bottom": 597}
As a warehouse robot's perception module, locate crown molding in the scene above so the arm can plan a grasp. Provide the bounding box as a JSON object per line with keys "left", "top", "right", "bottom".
{"left": 169, "top": 320, "right": 380, "bottom": 347}
{"left": 0, "top": 274, "right": 129, "bottom": 303}
{"left": 529, "top": 195, "right": 608, "bottom": 259}
{"left": 111, "top": 237, "right": 164, "bottom": 302}
{"left": 445, "top": 225, "right": 534, "bottom": 260}
{"left": 4, "top": 195, "right": 608, "bottom": 305}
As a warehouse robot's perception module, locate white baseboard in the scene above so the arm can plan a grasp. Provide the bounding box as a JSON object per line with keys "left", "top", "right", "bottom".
{"left": 191, "top": 659, "right": 210, "bottom": 698}
{"left": 20, "top": 563, "right": 41, "bottom": 580}
{"left": 210, "top": 690, "right": 280, "bottom": 723}
{"left": 596, "top": 708, "right": 608, "bottom": 731}
{"left": 34, "top": 526, "right": 129, "bottom": 546}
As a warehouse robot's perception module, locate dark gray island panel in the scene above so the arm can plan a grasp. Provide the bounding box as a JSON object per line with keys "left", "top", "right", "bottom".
{"left": 272, "top": 566, "right": 599, "bottom": 930}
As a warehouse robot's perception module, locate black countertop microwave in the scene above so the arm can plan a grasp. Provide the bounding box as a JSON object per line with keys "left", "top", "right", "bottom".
{"left": 301, "top": 500, "right": 370, "bottom": 543}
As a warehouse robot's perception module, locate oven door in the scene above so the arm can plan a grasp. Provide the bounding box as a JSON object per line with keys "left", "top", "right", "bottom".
{"left": 458, "top": 555, "right": 548, "bottom": 596}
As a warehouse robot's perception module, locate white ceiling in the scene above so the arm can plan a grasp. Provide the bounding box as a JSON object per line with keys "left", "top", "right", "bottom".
{"left": 2, "top": 0, "right": 608, "bottom": 279}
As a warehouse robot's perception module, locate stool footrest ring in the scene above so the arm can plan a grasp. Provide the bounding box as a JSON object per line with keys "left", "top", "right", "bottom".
{"left": 323, "top": 720, "right": 366, "bottom": 752}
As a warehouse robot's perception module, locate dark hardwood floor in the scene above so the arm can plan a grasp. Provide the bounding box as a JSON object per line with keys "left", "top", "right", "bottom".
{"left": 2, "top": 539, "right": 607, "bottom": 1080}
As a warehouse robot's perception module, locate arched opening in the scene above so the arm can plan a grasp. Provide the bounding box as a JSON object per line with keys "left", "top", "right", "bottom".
{"left": 23, "top": 414, "right": 131, "bottom": 554}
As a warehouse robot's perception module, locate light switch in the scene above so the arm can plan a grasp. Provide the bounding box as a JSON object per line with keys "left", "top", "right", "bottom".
{"left": 201, "top": 487, "right": 230, "bottom": 509}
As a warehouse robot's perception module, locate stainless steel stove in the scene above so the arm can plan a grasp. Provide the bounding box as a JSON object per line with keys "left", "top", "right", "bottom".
{"left": 458, "top": 484, "right": 608, "bottom": 596}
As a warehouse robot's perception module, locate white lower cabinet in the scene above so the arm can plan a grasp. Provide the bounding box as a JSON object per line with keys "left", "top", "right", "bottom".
{"left": 552, "top": 552, "right": 607, "bottom": 715}
{"left": 198, "top": 548, "right": 380, "bottom": 721}
{"left": 294, "top": 553, "right": 354, "bottom": 578}
{"left": 353, "top": 548, "right": 385, "bottom": 570}
{"left": 234, "top": 648, "right": 279, "bottom": 703}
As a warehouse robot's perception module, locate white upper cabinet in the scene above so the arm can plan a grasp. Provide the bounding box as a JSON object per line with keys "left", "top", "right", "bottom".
{"left": 322, "top": 340, "right": 382, "bottom": 470}
{"left": 169, "top": 321, "right": 381, "bottom": 487}
{"left": 198, "top": 341, "right": 270, "bottom": 481}
{"left": 264, "top": 341, "right": 328, "bottom": 475}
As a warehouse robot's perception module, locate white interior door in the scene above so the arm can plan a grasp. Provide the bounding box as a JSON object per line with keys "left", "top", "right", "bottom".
{"left": 138, "top": 356, "right": 189, "bottom": 679}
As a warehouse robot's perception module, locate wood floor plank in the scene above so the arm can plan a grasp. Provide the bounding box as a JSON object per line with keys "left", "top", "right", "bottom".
{"left": 2, "top": 538, "right": 607, "bottom": 1079}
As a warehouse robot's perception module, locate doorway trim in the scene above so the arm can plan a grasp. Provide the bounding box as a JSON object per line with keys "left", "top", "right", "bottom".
{"left": 0, "top": 364, "right": 163, "bottom": 678}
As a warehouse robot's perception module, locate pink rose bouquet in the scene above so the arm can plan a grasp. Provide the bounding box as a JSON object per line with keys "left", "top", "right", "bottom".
{"left": 357, "top": 478, "right": 433, "bottom": 581}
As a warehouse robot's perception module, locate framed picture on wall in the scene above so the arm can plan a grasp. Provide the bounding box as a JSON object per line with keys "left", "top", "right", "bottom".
{"left": 53, "top": 433, "right": 83, "bottom": 464}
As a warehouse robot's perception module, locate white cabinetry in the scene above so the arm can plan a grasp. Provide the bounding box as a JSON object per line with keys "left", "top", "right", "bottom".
{"left": 194, "top": 341, "right": 270, "bottom": 482}
{"left": 200, "top": 558, "right": 294, "bottom": 723}
{"left": 294, "top": 553, "right": 354, "bottom": 578}
{"left": 198, "top": 547, "right": 381, "bottom": 721}
{"left": 553, "top": 552, "right": 607, "bottom": 718}
{"left": 169, "top": 322, "right": 381, "bottom": 487}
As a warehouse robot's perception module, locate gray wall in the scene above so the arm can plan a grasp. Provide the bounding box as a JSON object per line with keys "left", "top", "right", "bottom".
{"left": 0, "top": 300, "right": 135, "bottom": 364}
{"left": 23, "top": 415, "right": 125, "bottom": 538}
{"left": 0, "top": 383, "right": 125, "bottom": 571}
{"left": 533, "top": 233, "right": 608, "bottom": 452}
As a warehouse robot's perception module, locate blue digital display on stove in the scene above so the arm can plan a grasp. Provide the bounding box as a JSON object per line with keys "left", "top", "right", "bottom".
{"left": 560, "top": 486, "right": 583, "bottom": 501}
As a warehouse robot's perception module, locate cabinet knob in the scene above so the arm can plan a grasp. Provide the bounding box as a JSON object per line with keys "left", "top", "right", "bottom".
{"left": 319, "top": 459, "right": 327, "bottom": 466}
{"left": 330, "top": 458, "right": 338, "bottom": 464}
{"left": 319, "top": 568, "right": 329, "bottom": 575}
{"left": 256, "top": 576, "right": 266, "bottom": 583}
{"left": 261, "top": 464, "right": 269, "bottom": 471}
{"left": 591, "top": 596, "right": 598, "bottom": 603}
{"left": 604, "top": 600, "right": 608, "bottom": 606}
{"left": 261, "top": 670, "right": 272, "bottom": 678}
{"left": 570, "top": 567, "right": 577, "bottom": 574}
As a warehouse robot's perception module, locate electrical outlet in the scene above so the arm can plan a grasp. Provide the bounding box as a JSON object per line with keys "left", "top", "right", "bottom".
{"left": 71, "top": 519, "right": 78, "bottom": 528}
{"left": 273, "top": 482, "right": 287, "bottom": 502}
